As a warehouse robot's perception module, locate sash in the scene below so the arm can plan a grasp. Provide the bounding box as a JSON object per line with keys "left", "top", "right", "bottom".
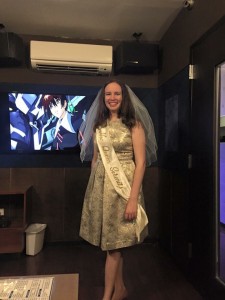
{"left": 96, "top": 125, "right": 148, "bottom": 242}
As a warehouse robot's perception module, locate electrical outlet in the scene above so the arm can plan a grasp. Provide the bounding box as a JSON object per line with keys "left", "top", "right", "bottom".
{"left": 0, "top": 208, "right": 4, "bottom": 216}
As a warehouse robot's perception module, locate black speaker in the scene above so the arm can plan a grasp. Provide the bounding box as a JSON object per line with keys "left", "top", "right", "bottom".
{"left": 0, "top": 32, "right": 24, "bottom": 67}
{"left": 115, "top": 42, "right": 159, "bottom": 74}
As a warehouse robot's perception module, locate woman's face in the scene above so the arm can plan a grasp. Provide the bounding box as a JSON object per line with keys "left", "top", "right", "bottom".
{"left": 104, "top": 82, "right": 122, "bottom": 114}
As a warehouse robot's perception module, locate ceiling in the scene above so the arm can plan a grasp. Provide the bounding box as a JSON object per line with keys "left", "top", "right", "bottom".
{"left": 0, "top": 0, "right": 184, "bottom": 42}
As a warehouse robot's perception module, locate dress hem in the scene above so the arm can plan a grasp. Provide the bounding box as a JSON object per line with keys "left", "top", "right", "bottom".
{"left": 80, "top": 234, "right": 146, "bottom": 251}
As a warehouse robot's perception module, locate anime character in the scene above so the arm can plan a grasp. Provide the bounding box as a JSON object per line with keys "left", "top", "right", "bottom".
{"left": 10, "top": 93, "right": 45, "bottom": 150}
{"left": 41, "top": 94, "right": 85, "bottom": 150}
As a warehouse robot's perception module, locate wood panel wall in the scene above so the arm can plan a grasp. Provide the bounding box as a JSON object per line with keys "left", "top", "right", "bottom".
{"left": 0, "top": 167, "right": 159, "bottom": 242}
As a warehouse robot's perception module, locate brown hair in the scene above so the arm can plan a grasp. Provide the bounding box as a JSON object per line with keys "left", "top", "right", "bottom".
{"left": 93, "top": 80, "right": 136, "bottom": 131}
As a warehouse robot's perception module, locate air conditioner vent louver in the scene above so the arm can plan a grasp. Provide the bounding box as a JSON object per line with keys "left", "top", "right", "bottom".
{"left": 30, "top": 41, "right": 113, "bottom": 76}
{"left": 36, "top": 64, "right": 100, "bottom": 75}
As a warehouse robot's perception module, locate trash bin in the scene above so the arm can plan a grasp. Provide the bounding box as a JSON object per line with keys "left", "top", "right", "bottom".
{"left": 25, "top": 223, "right": 47, "bottom": 256}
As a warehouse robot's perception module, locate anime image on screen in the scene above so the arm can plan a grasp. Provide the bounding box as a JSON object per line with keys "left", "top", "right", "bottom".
{"left": 9, "top": 93, "right": 89, "bottom": 151}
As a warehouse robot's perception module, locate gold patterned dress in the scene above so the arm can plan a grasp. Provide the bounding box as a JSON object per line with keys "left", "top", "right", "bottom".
{"left": 79, "top": 119, "right": 148, "bottom": 251}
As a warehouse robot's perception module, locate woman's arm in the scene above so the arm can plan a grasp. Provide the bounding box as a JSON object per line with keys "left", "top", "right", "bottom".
{"left": 125, "top": 123, "right": 146, "bottom": 220}
{"left": 91, "top": 133, "right": 98, "bottom": 170}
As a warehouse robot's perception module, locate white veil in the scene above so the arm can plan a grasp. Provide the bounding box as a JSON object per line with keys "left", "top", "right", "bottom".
{"left": 126, "top": 85, "right": 157, "bottom": 166}
{"left": 79, "top": 84, "right": 157, "bottom": 166}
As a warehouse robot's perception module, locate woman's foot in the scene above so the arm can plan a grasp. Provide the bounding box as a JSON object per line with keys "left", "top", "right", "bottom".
{"left": 111, "top": 286, "right": 128, "bottom": 300}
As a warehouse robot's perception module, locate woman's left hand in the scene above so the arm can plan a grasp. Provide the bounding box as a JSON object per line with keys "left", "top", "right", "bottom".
{"left": 125, "top": 199, "right": 138, "bottom": 221}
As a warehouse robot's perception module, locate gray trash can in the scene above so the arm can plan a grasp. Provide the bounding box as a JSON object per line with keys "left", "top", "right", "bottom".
{"left": 25, "top": 223, "right": 47, "bottom": 255}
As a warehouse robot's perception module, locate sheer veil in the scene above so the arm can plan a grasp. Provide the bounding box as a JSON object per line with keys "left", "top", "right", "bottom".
{"left": 125, "top": 85, "right": 157, "bottom": 166}
{"left": 79, "top": 84, "right": 157, "bottom": 166}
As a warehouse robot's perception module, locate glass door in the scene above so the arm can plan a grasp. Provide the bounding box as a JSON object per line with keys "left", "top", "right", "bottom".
{"left": 216, "top": 63, "right": 225, "bottom": 283}
{"left": 190, "top": 16, "right": 225, "bottom": 294}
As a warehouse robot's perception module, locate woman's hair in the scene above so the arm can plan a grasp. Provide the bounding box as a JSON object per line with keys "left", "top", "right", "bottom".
{"left": 93, "top": 80, "right": 136, "bottom": 130}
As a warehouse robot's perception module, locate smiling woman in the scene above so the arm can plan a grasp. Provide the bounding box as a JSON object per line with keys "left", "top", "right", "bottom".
{"left": 79, "top": 79, "right": 157, "bottom": 300}
{"left": 104, "top": 83, "right": 123, "bottom": 115}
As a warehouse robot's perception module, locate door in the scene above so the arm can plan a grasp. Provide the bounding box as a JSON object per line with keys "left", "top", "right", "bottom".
{"left": 190, "top": 16, "right": 225, "bottom": 295}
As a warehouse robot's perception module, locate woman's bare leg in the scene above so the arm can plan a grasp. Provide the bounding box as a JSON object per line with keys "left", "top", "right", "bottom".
{"left": 112, "top": 255, "right": 128, "bottom": 300}
{"left": 102, "top": 250, "right": 121, "bottom": 300}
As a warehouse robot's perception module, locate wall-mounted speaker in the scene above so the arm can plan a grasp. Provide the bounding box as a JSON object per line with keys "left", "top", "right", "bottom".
{"left": 115, "top": 42, "right": 159, "bottom": 74}
{"left": 0, "top": 32, "right": 24, "bottom": 67}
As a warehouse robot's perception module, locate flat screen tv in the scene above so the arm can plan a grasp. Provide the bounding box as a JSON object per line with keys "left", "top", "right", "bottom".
{"left": 0, "top": 84, "right": 158, "bottom": 167}
{"left": 9, "top": 92, "right": 92, "bottom": 152}
{"left": 0, "top": 84, "right": 99, "bottom": 167}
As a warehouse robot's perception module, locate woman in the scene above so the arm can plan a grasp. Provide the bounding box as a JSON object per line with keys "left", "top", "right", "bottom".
{"left": 79, "top": 80, "right": 157, "bottom": 300}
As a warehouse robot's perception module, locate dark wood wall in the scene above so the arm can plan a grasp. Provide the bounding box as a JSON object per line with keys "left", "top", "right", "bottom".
{"left": 0, "top": 167, "right": 159, "bottom": 242}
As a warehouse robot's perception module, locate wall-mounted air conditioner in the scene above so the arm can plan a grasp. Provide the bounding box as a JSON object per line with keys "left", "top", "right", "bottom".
{"left": 30, "top": 40, "right": 113, "bottom": 75}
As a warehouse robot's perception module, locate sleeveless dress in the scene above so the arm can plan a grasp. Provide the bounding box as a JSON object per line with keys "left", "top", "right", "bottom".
{"left": 79, "top": 119, "right": 148, "bottom": 251}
